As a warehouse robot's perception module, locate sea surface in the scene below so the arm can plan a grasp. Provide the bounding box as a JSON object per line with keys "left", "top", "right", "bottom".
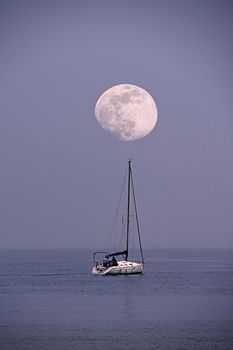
{"left": 0, "top": 249, "right": 233, "bottom": 350}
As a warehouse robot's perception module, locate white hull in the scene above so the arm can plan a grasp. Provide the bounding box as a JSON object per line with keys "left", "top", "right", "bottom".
{"left": 92, "top": 260, "right": 143, "bottom": 275}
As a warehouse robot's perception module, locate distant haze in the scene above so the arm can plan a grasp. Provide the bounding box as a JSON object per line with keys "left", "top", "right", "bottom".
{"left": 0, "top": 0, "right": 233, "bottom": 249}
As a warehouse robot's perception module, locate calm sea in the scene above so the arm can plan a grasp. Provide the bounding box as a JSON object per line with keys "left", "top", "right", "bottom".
{"left": 0, "top": 249, "right": 232, "bottom": 350}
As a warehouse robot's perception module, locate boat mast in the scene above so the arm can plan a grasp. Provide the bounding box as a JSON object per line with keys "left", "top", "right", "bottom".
{"left": 125, "top": 159, "right": 131, "bottom": 261}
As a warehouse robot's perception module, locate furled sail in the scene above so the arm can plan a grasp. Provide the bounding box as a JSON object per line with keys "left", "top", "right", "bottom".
{"left": 105, "top": 250, "right": 128, "bottom": 258}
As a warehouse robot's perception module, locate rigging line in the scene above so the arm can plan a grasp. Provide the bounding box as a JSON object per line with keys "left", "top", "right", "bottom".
{"left": 130, "top": 167, "right": 144, "bottom": 264}
{"left": 106, "top": 168, "right": 127, "bottom": 251}
{"left": 118, "top": 217, "right": 126, "bottom": 251}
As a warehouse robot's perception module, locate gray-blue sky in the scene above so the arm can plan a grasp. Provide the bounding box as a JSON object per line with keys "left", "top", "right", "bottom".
{"left": 0, "top": 0, "right": 232, "bottom": 249}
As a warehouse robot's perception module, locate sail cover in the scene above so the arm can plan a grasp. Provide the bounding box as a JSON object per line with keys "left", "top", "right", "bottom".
{"left": 105, "top": 250, "right": 127, "bottom": 258}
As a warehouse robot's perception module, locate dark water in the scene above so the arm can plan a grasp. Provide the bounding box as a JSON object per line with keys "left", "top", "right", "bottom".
{"left": 0, "top": 249, "right": 233, "bottom": 349}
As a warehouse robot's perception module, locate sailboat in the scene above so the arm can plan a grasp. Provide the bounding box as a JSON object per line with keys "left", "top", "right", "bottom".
{"left": 92, "top": 159, "right": 144, "bottom": 275}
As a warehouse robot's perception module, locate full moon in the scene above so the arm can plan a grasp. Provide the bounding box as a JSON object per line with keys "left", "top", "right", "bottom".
{"left": 95, "top": 84, "right": 158, "bottom": 141}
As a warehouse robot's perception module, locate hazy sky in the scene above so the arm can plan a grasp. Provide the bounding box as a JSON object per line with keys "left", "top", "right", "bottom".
{"left": 1, "top": 0, "right": 233, "bottom": 249}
